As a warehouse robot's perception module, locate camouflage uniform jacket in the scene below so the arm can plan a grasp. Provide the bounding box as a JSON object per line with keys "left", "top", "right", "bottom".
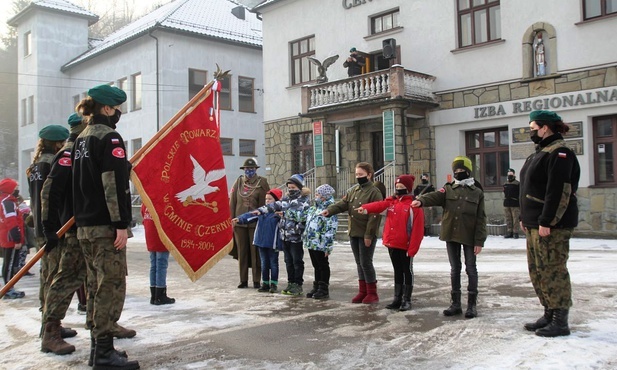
{"left": 41, "top": 137, "right": 78, "bottom": 242}
{"left": 72, "top": 115, "right": 132, "bottom": 231}
{"left": 302, "top": 197, "right": 338, "bottom": 254}
{"left": 27, "top": 150, "right": 55, "bottom": 238}
{"left": 259, "top": 189, "right": 311, "bottom": 243}
{"left": 417, "top": 181, "right": 487, "bottom": 247}
{"left": 326, "top": 181, "right": 383, "bottom": 240}
{"left": 519, "top": 133, "right": 580, "bottom": 229}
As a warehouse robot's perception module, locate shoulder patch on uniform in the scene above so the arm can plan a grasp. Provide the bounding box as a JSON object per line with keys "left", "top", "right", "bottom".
{"left": 558, "top": 152, "right": 567, "bottom": 158}
{"left": 62, "top": 151, "right": 71, "bottom": 157}
{"left": 112, "top": 147, "right": 125, "bottom": 159}
{"left": 111, "top": 138, "right": 120, "bottom": 145}
{"left": 58, "top": 157, "right": 72, "bottom": 167}
{"left": 438, "top": 187, "right": 446, "bottom": 193}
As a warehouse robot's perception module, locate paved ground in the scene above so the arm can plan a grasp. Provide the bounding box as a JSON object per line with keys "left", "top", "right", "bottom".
{"left": 1, "top": 235, "right": 617, "bottom": 369}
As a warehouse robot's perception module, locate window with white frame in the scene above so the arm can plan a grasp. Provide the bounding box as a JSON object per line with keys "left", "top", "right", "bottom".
{"left": 131, "top": 73, "right": 142, "bottom": 111}
{"left": 27, "top": 95, "right": 34, "bottom": 124}
{"left": 457, "top": 0, "right": 501, "bottom": 48}
{"left": 290, "top": 36, "right": 315, "bottom": 85}
{"left": 20, "top": 98, "right": 27, "bottom": 126}
{"left": 219, "top": 75, "right": 231, "bottom": 110}
{"left": 371, "top": 9, "right": 400, "bottom": 35}
{"left": 238, "top": 76, "right": 255, "bottom": 113}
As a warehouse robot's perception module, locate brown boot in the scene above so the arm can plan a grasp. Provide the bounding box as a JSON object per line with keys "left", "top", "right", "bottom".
{"left": 41, "top": 320, "right": 76, "bottom": 355}
{"left": 112, "top": 324, "right": 136, "bottom": 339}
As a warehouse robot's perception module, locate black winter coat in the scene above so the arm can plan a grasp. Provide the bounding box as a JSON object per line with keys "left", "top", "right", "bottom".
{"left": 503, "top": 179, "right": 520, "bottom": 207}
{"left": 519, "top": 134, "right": 580, "bottom": 229}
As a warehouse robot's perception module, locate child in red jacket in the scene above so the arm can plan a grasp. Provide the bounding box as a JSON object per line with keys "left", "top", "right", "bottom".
{"left": 0, "top": 178, "right": 26, "bottom": 299}
{"left": 356, "top": 175, "right": 424, "bottom": 311}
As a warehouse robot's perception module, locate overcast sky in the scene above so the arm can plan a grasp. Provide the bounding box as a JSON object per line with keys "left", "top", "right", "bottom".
{"left": 0, "top": 0, "right": 173, "bottom": 44}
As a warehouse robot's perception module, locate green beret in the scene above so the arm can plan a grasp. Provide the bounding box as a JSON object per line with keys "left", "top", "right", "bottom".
{"left": 67, "top": 113, "right": 83, "bottom": 127}
{"left": 529, "top": 110, "right": 561, "bottom": 122}
{"left": 88, "top": 84, "right": 127, "bottom": 106}
{"left": 39, "top": 125, "right": 69, "bottom": 141}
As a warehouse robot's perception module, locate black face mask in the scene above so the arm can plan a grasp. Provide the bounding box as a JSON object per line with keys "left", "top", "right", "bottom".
{"left": 109, "top": 109, "right": 122, "bottom": 125}
{"left": 357, "top": 176, "right": 369, "bottom": 185}
{"left": 12, "top": 190, "right": 19, "bottom": 197}
{"left": 530, "top": 129, "right": 542, "bottom": 144}
{"left": 395, "top": 189, "right": 408, "bottom": 196}
{"left": 421, "top": 179, "right": 428, "bottom": 184}
{"left": 507, "top": 175, "right": 515, "bottom": 182}
{"left": 453, "top": 171, "right": 470, "bottom": 181}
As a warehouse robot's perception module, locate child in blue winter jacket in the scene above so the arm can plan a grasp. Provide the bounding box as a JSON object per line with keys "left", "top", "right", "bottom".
{"left": 302, "top": 184, "right": 338, "bottom": 299}
{"left": 233, "top": 188, "right": 283, "bottom": 293}
{"left": 258, "top": 174, "right": 311, "bottom": 296}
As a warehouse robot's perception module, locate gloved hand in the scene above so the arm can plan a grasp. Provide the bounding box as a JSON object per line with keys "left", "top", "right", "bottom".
{"left": 45, "top": 234, "right": 59, "bottom": 253}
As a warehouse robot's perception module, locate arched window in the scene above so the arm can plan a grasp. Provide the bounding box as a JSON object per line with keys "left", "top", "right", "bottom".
{"left": 522, "top": 23, "right": 557, "bottom": 79}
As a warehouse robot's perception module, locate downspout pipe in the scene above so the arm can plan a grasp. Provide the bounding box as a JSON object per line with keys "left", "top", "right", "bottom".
{"left": 148, "top": 27, "right": 160, "bottom": 131}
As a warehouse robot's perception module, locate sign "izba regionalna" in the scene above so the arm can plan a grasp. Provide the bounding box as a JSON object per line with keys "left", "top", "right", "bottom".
{"left": 473, "top": 87, "right": 617, "bottom": 119}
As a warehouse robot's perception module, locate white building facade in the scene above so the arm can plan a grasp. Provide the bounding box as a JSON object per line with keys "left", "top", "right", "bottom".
{"left": 254, "top": 0, "right": 617, "bottom": 237}
{"left": 9, "top": 0, "right": 265, "bottom": 194}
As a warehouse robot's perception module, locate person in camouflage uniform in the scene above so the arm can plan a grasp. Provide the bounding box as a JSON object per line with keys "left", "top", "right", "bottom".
{"left": 519, "top": 110, "right": 580, "bottom": 338}
{"left": 26, "top": 125, "right": 78, "bottom": 341}
{"left": 39, "top": 113, "right": 91, "bottom": 355}
{"left": 72, "top": 85, "right": 139, "bottom": 370}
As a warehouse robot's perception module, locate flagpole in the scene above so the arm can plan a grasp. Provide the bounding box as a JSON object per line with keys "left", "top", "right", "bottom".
{"left": 0, "top": 80, "right": 219, "bottom": 298}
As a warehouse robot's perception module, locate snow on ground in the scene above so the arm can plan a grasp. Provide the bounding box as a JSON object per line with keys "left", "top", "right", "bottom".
{"left": 1, "top": 229, "right": 616, "bottom": 369}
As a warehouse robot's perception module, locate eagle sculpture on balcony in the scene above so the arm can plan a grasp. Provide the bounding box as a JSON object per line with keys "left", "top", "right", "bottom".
{"left": 308, "top": 55, "right": 339, "bottom": 83}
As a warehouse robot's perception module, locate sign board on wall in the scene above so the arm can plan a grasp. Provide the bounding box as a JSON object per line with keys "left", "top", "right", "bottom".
{"left": 383, "top": 110, "right": 395, "bottom": 162}
{"left": 512, "top": 122, "right": 583, "bottom": 143}
{"left": 313, "top": 121, "right": 324, "bottom": 167}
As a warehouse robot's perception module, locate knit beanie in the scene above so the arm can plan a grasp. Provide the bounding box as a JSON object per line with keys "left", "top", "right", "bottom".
{"left": 286, "top": 174, "right": 304, "bottom": 189}
{"left": 452, "top": 156, "right": 473, "bottom": 173}
{"left": 315, "top": 184, "right": 335, "bottom": 198}
{"left": 395, "top": 175, "right": 415, "bottom": 192}
{"left": 267, "top": 188, "right": 283, "bottom": 201}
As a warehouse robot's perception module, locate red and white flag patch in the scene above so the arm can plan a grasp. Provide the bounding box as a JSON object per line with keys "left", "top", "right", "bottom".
{"left": 112, "top": 147, "right": 125, "bottom": 158}
{"left": 111, "top": 138, "right": 120, "bottom": 144}
{"left": 558, "top": 152, "right": 567, "bottom": 158}
{"left": 439, "top": 187, "right": 446, "bottom": 193}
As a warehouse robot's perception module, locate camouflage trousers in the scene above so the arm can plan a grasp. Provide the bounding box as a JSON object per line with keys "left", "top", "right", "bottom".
{"left": 38, "top": 237, "right": 62, "bottom": 310}
{"left": 504, "top": 207, "right": 520, "bottom": 233}
{"left": 79, "top": 230, "right": 127, "bottom": 339}
{"left": 526, "top": 228, "right": 573, "bottom": 309}
{"left": 43, "top": 234, "right": 86, "bottom": 322}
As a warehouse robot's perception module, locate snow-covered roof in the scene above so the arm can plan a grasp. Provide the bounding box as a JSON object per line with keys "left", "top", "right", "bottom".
{"left": 7, "top": 0, "right": 99, "bottom": 26}
{"left": 61, "top": 0, "right": 262, "bottom": 71}
{"left": 252, "top": 0, "right": 287, "bottom": 12}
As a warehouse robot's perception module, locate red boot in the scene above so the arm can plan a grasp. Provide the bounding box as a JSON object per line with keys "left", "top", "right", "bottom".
{"left": 351, "top": 280, "right": 367, "bottom": 303}
{"left": 362, "top": 281, "right": 379, "bottom": 304}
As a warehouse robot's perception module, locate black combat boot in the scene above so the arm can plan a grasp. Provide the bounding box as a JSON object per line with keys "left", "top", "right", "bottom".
{"left": 150, "top": 287, "right": 155, "bottom": 305}
{"left": 443, "top": 291, "right": 463, "bottom": 316}
{"left": 89, "top": 337, "right": 129, "bottom": 367}
{"left": 313, "top": 281, "right": 329, "bottom": 299}
{"left": 465, "top": 292, "right": 478, "bottom": 318}
{"left": 399, "top": 285, "right": 413, "bottom": 311}
{"left": 513, "top": 233, "right": 519, "bottom": 239}
{"left": 306, "top": 281, "right": 319, "bottom": 298}
{"left": 385, "top": 284, "right": 403, "bottom": 310}
{"left": 535, "top": 308, "right": 571, "bottom": 337}
{"left": 153, "top": 287, "right": 175, "bottom": 305}
{"left": 93, "top": 335, "right": 140, "bottom": 370}
{"left": 524, "top": 307, "right": 553, "bottom": 331}
{"left": 504, "top": 232, "right": 513, "bottom": 239}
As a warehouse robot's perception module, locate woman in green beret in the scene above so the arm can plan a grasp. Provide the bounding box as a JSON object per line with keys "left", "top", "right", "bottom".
{"left": 26, "top": 125, "right": 72, "bottom": 334}
{"left": 73, "top": 84, "right": 139, "bottom": 369}
{"left": 519, "top": 110, "right": 580, "bottom": 337}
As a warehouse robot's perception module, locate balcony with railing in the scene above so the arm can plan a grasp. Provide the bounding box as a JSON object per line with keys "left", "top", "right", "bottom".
{"left": 301, "top": 66, "right": 436, "bottom": 114}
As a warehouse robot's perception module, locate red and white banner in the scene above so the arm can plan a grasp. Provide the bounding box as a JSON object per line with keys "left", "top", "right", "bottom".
{"left": 131, "top": 81, "right": 232, "bottom": 281}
